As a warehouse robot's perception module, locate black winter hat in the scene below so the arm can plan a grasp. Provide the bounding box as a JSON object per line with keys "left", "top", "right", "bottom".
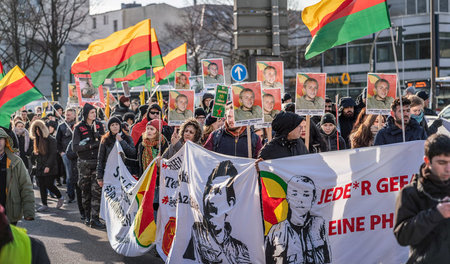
{"left": 202, "top": 93, "right": 214, "bottom": 105}
{"left": 107, "top": 116, "right": 121, "bottom": 131}
{"left": 123, "top": 112, "right": 135, "bottom": 122}
{"left": 416, "top": 91, "right": 429, "bottom": 101}
{"left": 46, "top": 120, "right": 58, "bottom": 130}
{"left": 195, "top": 107, "right": 206, "bottom": 117}
{"left": 282, "top": 93, "right": 292, "bottom": 103}
{"left": 272, "top": 111, "right": 304, "bottom": 138}
{"left": 82, "top": 103, "right": 96, "bottom": 121}
{"left": 320, "top": 113, "right": 336, "bottom": 126}
{"left": 53, "top": 103, "right": 63, "bottom": 111}
{"left": 205, "top": 114, "right": 218, "bottom": 126}
{"left": 283, "top": 102, "right": 295, "bottom": 113}
{"left": 138, "top": 105, "right": 149, "bottom": 116}
{"left": 146, "top": 104, "right": 162, "bottom": 120}
{"left": 339, "top": 97, "right": 356, "bottom": 108}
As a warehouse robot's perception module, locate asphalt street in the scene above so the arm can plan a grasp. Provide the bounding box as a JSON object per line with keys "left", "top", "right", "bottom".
{"left": 17, "top": 186, "right": 165, "bottom": 264}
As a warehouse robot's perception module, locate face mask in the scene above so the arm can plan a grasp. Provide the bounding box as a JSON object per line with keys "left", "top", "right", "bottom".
{"left": 411, "top": 111, "right": 424, "bottom": 123}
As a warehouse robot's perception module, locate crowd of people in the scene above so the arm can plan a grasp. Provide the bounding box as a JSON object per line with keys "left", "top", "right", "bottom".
{"left": 0, "top": 89, "right": 448, "bottom": 262}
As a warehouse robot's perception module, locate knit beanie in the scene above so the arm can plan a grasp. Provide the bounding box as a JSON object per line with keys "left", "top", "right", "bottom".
{"left": 320, "top": 113, "right": 336, "bottom": 126}
{"left": 272, "top": 111, "right": 304, "bottom": 138}
{"left": 107, "top": 116, "right": 121, "bottom": 131}
{"left": 205, "top": 114, "right": 218, "bottom": 126}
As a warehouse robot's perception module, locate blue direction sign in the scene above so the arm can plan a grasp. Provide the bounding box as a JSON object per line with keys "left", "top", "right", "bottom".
{"left": 231, "top": 63, "right": 247, "bottom": 82}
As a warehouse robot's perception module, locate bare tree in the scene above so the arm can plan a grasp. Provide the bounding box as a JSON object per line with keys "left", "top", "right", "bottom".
{"left": 0, "top": 0, "right": 47, "bottom": 82}
{"left": 34, "top": 0, "right": 89, "bottom": 100}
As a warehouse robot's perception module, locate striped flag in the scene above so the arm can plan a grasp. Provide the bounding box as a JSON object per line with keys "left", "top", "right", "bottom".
{"left": 0, "top": 66, "right": 43, "bottom": 127}
{"left": 0, "top": 60, "right": 5, "bottom": 81}
{"left": 302, "top": 0, "right": 391, "bottom": 59}
{"left": 154, "top": 43, "right": 187, "bottom": 84}
{"left": 71, "top": 19, "right": 153, "bottom": 87}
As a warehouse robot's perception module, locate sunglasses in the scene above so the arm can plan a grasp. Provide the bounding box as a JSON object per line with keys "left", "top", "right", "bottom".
{"left": 150, "top": 111, "right": 160, "bottom": 115}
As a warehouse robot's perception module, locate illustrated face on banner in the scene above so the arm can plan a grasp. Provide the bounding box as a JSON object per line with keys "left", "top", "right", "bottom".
{"left": 262, "top": 88, "right": 282, "bottom": 124}
{"left": 295, "top": 73, "right": 326, "bottom": 115}
{"left": 168, "top": 90, "right": 195, "bottom": 125}
{"left": 257, "top": 61, "right": 284, "bottom": 91}
{"left": 286, "top": 176, "right": 316, "bottom": 221}
{"left": 74, "top": 74, "right": 104, "bottom": 106}
{"left": 202, "top": 59, "right": 225, "bottom": 88}
{"left": 366, "top": 73, "right": 397, "bottom": 114}
{"left": 175, "top": 71, "right": 191, "bottom": 90}
{"left": 231, "top": 82, "right": 263, "bottom": 126}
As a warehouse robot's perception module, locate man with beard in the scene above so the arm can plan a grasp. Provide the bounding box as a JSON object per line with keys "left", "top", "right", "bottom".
{"left": 338, "top": 97, "right": 357, "bottom": 147}
{"left": 374, "top": 97, "right": 427, "bottom": 145}
{"left": 367, "top": 79, "right": 394, "bottom": 110}
{"left": 234, "top": 88, "right": 263, "bottom": 121}
{"left": 204, "top": 102, "right": 262, "bottom": 158}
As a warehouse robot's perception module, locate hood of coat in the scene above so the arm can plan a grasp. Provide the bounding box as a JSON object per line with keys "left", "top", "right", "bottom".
{"left": 30, "top": 120, "right": 50, "bottom": 139}
{"left": 0, "top": 128, "right": 15, "bottom": 153}
{"left": 82, "top": 103, "right": 96, "bottom": 121}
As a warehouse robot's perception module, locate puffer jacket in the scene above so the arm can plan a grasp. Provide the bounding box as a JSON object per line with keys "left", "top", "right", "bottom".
{"left": 394, "top": 164, "right": 450, "bottom": 263}
{"left": 374, "top": 116, "right": 427, "bottom": 146}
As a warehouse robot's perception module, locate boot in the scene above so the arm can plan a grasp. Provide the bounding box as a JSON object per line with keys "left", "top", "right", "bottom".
{"left": 90, "top": 218, "right": 106, "bottom": 229}
{"left": 84, "top": 217, "right": 91, "bottom": 226}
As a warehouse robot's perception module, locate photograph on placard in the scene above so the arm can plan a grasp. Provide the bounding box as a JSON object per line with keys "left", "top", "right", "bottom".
{"left": 202, "top": 58, "right": 225, "bottom": 89}
{"left": 256, "top": 61, "right": 284, "bottom": 91}
{"left": 189, "top": 75, "right": 204, "bottom": 94}
{"left": 67, "top": 83, "right": 78, "bottom": 106}
{"left": 262, "top": 88, "right": 282, "bottom": 124}
{"left": 231, "top": 82, "right": 263, "bottom": 126}
{"left": 295, "top": 73, "right": 326, "bottom": 116}
{"left": 366, "top": 73, "right": 397, "bottom": 115}
{"left": 122, "top": 81, "right": 131, "bottom": 97}
{"left": 168, "top": 90, "right": 195, "bottom": 126}
{"left": 175, "top": 71, "right": 191, "bottom": 90}
{"left": 74, "top": 74, "right": 104, "bottom": 105}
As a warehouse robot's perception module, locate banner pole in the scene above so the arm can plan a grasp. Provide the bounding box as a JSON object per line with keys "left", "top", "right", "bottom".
{"left": 305, "top": 115, "right": 311, "bottom": 151}
{"left": 389, "top": 26, "right": 405, "bottom": 142}
{"left": 43, "top": 96, "right": 74, "bottom": 134}
{"left": 247, "top": 126, "right": 252, "bottom": 158}
{"left": 335, "top": 94, "right": 340, "bottom": 150}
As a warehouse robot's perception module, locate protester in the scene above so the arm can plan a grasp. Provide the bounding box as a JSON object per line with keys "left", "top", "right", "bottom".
{"left": 349, "top": 114, "right": 386, "bottom": 148}
{"left": 131, "top": 104, "right": 172, "bottom": 147}
{"left": 66, "top": 141, "right": 85, "bottom": 221}
{"left": 352, "top": 107, "right": 367, "bottom": 132}
{"left": 338, "top": 97, "right": 357, "bottom": 147}
{"left": 201, "top": 93, "right": 214, "bottom": 114}
{"left": 283, "top": 102, "right": 295, "bottom": 113}
{"left": 112, "top": 95, "right": 133, "bottom": 118}
{"left": 299, "top": 118, "right": 328, "bottom": 153}
{"left": 204, "top": 103, "right": 262, "bottom": 158}
{"left": 259, "top": 112, "right": 308, "bottom": 160}
{"left": 194, "top": 108, "right": 206, "bottom": 127}
{"left": 201, "top": 114, "right": 224, "bottom": 145}
{"left": 97, "top": 117, "right": 136, "bottom": 184}
{"left": 21, "top": 110, "right": 30, "bottom": 130}
{"left": 408, "top": 95, "right": 442, "bottom": 136}
{"left": 355, "top": 87, "right": 366, "bottom": 117}
{"left": 404, "top": 86, "right": 415, "bottom": 96}
{"left": 35, "top": 106, "right": 42, "bottom": 116}
{"left": 135, "top": 105, "right": 149, "bottom": 123}
{"left": 416, "top": 91, "right": 437, "bottom": 116}
{"left": 30, "top": 120, "right": 64, "bottom": 212}
{"left": 53, "top": 103, "right": 64, "bottom": 121}
{"left": 281, "top": 93, "right": 292, "bottom": 104}
{"left": 319, "top": 113, "right": 346, "bottom": 151}
{"left": 394, "top": 134, "right": 450, "bottom": 263}
{"left": 162, "top": 118, "right": 202, "bottom": 160}
{"left": 324, "top": 97, "right": 335, "bottom": 116}
{"left": 130, "top": 99, "right": 140, "bottom": 115}
{"left": 137, "top": 119, "right": 168, "bottom": 175}
{"left": 56, "top": 108, "right": 76, "bottom": 202}
{"left": 374, "top": 97, "right": 427, "bottom": 145}
{"left": 72, "top": 103, "right": 105, "bottom": 228}
{"left": 12, "top": 119, "right": 32, "bottom": 171}
{"left": 0, "top": 128, "right": 34, "bottom": 225}
{"left": 123, "top": 112, "right": 135, "bottom": 127}
{"left": 46, "top": 120, "right": 58, "bottom": 137}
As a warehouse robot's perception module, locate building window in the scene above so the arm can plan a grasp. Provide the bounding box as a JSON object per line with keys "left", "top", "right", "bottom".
{"left": 440, "top": 0, "right": 449, "bottom": 12}
{"left": 405, "top": 42, "right": 418, "bottom": 60}
{"left": 419, "top": 40, "right": 430, "bottom": 59}
{"left": 417, "top": 0, "right": 427, "bottom": 14}
{"left": 440, "top": 39, "right": 450, "bottom": 58}
{"left": 104, "top": 15, "right": 108, "bottom": 25}
{"left": 407, "top": 0, "right": 416, "bottom": 14}
{"left": 92, "top": 17, "right": 96, "bottom": 29}
{"left": 113, "top": 20, "right": 118, "bottom": 31}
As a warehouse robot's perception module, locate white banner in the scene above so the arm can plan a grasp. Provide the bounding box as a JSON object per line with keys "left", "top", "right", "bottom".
{"left": 259, "top": 141, "right": 425, "bottom": 264}
{"left": 156, "top": 145, "right": 185, "bottom": 260}
{"left": 167, "top": 142, "right": 265, "bottom": 264}
{"left": 100, "top": 142, "right": 157, "bottom": 257}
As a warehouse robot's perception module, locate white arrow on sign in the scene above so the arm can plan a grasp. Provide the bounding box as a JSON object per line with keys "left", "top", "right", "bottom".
{"left": 234, "top": 66, "right": 243, "bottom": 80}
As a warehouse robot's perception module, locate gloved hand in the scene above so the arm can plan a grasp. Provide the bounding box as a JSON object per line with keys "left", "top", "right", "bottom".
{"left": 432, "top": 118, "right": 443, "bottom": 128}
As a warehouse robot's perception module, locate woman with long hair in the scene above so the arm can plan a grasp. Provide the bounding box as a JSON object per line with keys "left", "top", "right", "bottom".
{"left": 30, "top": 120, "right": 63, "bottom": 212}
{"left": 137, "top": 119, "right": 168, "bottom": 175}
{"left": 349, "top": 114, "right": 386, "bottom": 148}
{"left": 97, "top": 117, "right": 136, "bottom": 186}
{"left": 162, "top": 118, "right": 202, "bottom": 159}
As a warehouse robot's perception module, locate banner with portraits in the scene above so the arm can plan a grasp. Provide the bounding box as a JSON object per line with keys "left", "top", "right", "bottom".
{"left": 366, "top": 73, "right": 397, "bottom": 115}
{"left": 168, "top": 90, "right": 195, "bottom": 126}
{"left": 74, "top": 74, "right": 104, "bottom": 106}
{"left": 295, "top": 73, "right": 326, "bottom": 116}
{"left": 175, "top": 71, "right": 191, "bottom": 90}
{"left": 256, "top": 61, "right": 284, "bottom": 92}
{"left": 262, "top": 88, "right": 282, "bottom": 126}
{"left": 231, "top": 81, "right": 264, "bottom": 127}
{"left": 202, "top": 58, "right": 225, "bottom": 90}
{"left": 259, "top": 140, "right": 424, "bottom": 264}
{"left": 166, "top": 142, "right": 265, "bottom": 264}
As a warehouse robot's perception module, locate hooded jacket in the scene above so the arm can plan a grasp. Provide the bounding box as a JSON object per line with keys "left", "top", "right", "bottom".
{"left": 111, "top": 102, "right": 133, "bottom": 118}
{"left": 394, "top": 164, "right": 450, "bottom": 263}
{"left": 72, "top": 103, "right": 105, "bottom": 160}
{"left": 30, "top": 120, "right": 58, "bottom": 177}
{"left": 0, "top": 129, "right": 35, "bottom": 223}
{"left": 374, "top": 116, "right": 427, "bottom": 146}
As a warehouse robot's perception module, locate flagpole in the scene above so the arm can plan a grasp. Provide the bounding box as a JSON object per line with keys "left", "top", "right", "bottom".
{"left": 43, "top": 96, "right": 74, "bottom": 133}
{"left": 389, "top": 26, "right": 405, "bottom": 142}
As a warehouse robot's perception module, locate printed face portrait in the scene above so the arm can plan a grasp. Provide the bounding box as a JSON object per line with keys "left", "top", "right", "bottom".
{"left": 286, "top": 176, "right": 315, "bottom": 217}
{"left": 257, "top": 61, "right": 284, "bottom": 90}
{"left": 304, "top": 79, "right": 319, "bottom": 100}
{"left": 208, "top": 63, "right": 219, "bottom": 77}
{"left": 240, "top": 89, "right": 255, "bottom": 110}
{"left": 263, "top": 94, "right": 275, "bottom": 113}
{"left": 374, "top": 79, "right": 389, "bottom": 100}
{"left": 263, "top": 66, "right": 277, "bottom": 85}
{"left": 176, "top": 95, "right": 188, "bottom": 112}
{"left": 179, "top": 74, "right": 188, "bottom": 85}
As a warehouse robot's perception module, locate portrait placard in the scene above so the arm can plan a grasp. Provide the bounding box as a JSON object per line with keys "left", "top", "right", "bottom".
{"left": 231, "top": 81, "right": 263, "bottom": 127}
{"left": 74, "top": 74, "right": 104, "bottom": 106}
{"left": 295, "top": 73, "right": 326, "bottom": 116}
{"left": 366, "top": 73, "right": 397, "bottom": 115}
{"left": 168, "top": 89, "right": 195, "bottom": 126}
{"left": 175, "top": 71, "right": 191, "bottom": 90}
{"left": 202, "top": 58, "right": 225, "bottom": 90}
{"left": 256, "top": 61, "right": 284, "bottom": 92}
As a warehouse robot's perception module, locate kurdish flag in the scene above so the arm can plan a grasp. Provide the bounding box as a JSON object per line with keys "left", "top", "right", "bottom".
{"left": 0, "top": 66, "right": 43, "bottom": 127}
{"left": 71, "top": 19, "right": 153, "bottom": 87}
{"left": 0, "top": 60, "right": 5, "bottom": 81}
{"left": 302, "top": 0, "right": 391, "bottom": 59}
{"left": 154, "top": 43, "right": 187, "bottom": 85}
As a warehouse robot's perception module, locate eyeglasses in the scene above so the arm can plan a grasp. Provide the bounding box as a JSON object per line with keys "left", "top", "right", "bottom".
{"left": 150, "top": 111, "right": 160, "bottom": 115}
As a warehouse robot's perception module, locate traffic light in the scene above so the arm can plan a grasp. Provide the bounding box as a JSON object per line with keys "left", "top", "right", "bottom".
{"left": 55, "top": 81, "right": 61, "bottom": 97}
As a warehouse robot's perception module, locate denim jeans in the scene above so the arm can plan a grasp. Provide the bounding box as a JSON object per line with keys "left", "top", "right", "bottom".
{"left": 61, "top": 153, "right": 75, "bottom": 199}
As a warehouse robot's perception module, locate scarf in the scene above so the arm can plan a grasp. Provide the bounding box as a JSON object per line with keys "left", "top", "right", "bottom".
{"left": 225, "top": 122, "right": 246, "bottom": 137}
{"left": 13, "top": 128, "right": 30, "bottom": 153}
{"left": 411, "top": 111, "right": 424, "bottom": 124}
{"left": 141, "top": 137, "right": 160, "bottom": 170}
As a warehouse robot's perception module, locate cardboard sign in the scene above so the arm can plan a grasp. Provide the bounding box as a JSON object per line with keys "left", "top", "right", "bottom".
{"left": 175, "top": 71, "right": 191, "bottom": 90}
{"left": 168, "top": 90, "right": 195, "bottom": 126}
{"left": 256, "top": 61, "right": 284, "bottom": 92}
{"left": 295, "top": 73, "right": 326, "bottom": 116}
{"left": 202, "top": 58, "right": 225, "bottom": 90}
{"left": 231, "top": 81, "right": 264, "bottom": 127}
{"left": 366, "top": 73, "right": 397, "bottom": 115}
{"left": 74, "top": 74, "right": 104, "bottom": 106}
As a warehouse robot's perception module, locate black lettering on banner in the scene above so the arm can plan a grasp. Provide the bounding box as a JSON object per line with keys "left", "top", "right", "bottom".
{"left": 178, "top": 192, "right": 190, "bottom": 204}
{"left": 178, "top": 170, "right": 189, "bottom": 184}
{"left": 166, "top": 156, "right": 183, "bottom": 170}
{"left": 113, "top": 166, "right": 120, "bottom": 178}
{"left": 165, "top": 176, "right": 179, "bottom": 189}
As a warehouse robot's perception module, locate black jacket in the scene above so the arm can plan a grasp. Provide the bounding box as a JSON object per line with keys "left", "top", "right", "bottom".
{"left": 112, "top": 104, "right": 133, "bottom": 118}
{"left": 259, "top": 137, "right": 309, "bottom": 160}
{"left": 319, "top": 128, "right": 346, "bottom": 151}
{"left": 394, "top": 164, "right": 450, "bottom": 263}
{"left": 338, "top": 113, "right": 357, "bottom": 147}
{"left": 56, "top": 121, "right": 75, "bottom": 154}
{"left": 96, "top": 133, "right": 136, "bottom": 180}
{"left": 32, "top": 136, "right": 58, "bottom": 177}
{"left": 72, "top": 120, "right": 105, "bottom": 160}
{"left": 374, "top": 116, "right": 427, "bottom": 146}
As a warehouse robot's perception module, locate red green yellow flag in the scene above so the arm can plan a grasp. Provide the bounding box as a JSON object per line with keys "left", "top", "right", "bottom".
{"left": 154, "top": 43, "right": 187, "bottom": 84}
{"left": 71, "top": 19, "right": 153, "bottom": 87}
{"left": 302, "top": 0, "right": 391, "bottom": 59}
{"left": 0, "top": 60, "right": 5, "bottom": 81}
{"left": 0, "top": 66, "right": 43, "bottom": 127}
